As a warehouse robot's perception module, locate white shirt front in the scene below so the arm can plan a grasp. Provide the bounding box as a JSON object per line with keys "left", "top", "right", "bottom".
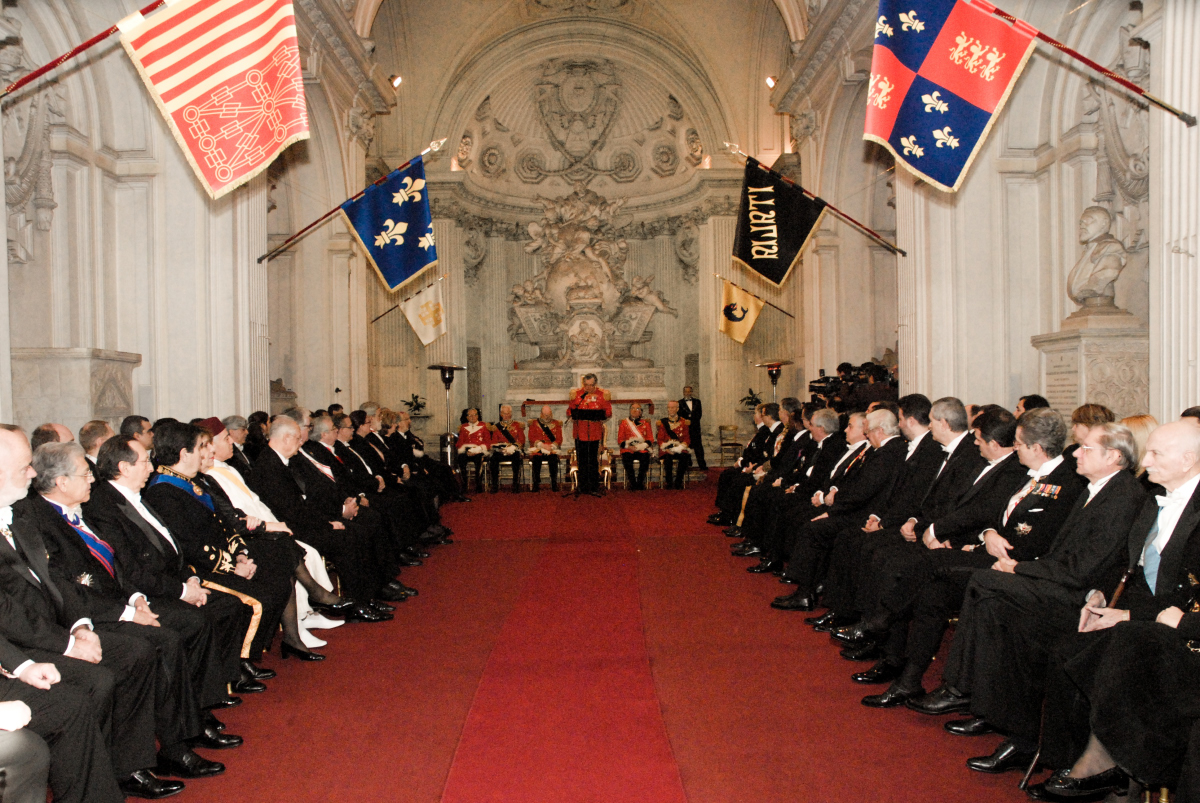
{"left": 906, "top": 429, "right": 929, "bottom": 459}
{"left": 1085, "top": 469, "right": 1120, "bottom": 505}
{"left": 1146, "top": 472, "right": 1200, "bottom": 557}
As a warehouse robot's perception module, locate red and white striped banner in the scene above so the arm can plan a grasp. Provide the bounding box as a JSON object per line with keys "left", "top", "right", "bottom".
{"left": 119, "top": 0, "right": 309, "bottom": 199}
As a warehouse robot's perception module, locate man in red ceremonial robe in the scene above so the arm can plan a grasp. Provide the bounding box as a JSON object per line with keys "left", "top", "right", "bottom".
{"left": 657, "top": 400, "right": 692, "bottom": 490}
{"left": 567, "top": 374, "right": 612, "bottom": 497}
{"left": 618, "top": 403, "right": 654, "bottom": 491}
{"left": 455, "top": 408, "right": 490, "bottom": 494}
{"left": 488, "top": 405, "right": 525, "bottom": 493}
{"left": 527, "top": 405, "right": 563, "bottom": 492}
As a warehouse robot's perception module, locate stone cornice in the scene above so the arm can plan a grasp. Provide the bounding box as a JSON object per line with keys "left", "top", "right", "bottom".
{"left": 771, "top": 0, "right": 872, "bottom": 113}
{"left": 294, "top": 0, "right": 393, "bottom": 114}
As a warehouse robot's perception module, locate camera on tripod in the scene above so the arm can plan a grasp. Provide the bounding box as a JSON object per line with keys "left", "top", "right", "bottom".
{"left": 808, "top": 370, "right": 841, "bottom": 400}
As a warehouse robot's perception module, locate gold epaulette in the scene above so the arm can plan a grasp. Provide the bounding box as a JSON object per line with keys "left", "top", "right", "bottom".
{"left": 602, "top": 390, "right": 611, "bottom": 400}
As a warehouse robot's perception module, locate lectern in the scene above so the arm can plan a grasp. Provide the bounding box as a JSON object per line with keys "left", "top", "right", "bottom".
{"left": 428, "top": 363, "right": 466, "bottom": 466}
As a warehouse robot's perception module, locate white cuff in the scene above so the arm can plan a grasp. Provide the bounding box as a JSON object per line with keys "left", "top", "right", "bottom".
{"left": 119, "top": 605, "right": 137, "bottom": 622}
{"left": 63, "top": 636, "right": 75, "bottom": 656}
{"left": 179, "top": 584, "right": 189, "bottom": 600}
{"left": 127, "top": 592, "right": 146, "bottom": 607}
{"left": 70, "top": 619, "right": 92, "bottom": 633}
{"left": 10, "top": 660, "right": 33, "bottom": 679}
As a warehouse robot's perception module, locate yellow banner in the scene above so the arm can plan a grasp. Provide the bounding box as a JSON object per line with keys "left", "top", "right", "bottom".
{"left": 718, "top": 278, "right": 765, "bottom": 344}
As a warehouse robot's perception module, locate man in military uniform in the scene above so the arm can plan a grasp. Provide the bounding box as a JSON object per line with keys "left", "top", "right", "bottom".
{"left": 568, "top": 374, "right": 612, "bottom": 497}
{"left": 527, "top": 405, "right": 563, "bottom": 492}
{"left": 618, "top": 403, "right": 654, "bottom": 491}
{"left": 488, "top": 405, "right": 524, "bottom": 493}
{"left": 657, "top": 400, "right": 692, "bottom": 490}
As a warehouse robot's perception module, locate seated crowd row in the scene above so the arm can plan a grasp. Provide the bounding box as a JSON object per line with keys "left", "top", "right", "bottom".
{"left": 709, "top": 394, "right": 1200, "bottom": 802}
{"left": 0, "top": 402, "right": 459, "bottom": 801}
{"left": 454, "top": 400, "right": 697, "bottom": 492}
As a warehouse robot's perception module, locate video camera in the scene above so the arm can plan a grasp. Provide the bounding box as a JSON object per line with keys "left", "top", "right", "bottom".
{"left": 808, "top": 369, "right": 841, "bottom": 401}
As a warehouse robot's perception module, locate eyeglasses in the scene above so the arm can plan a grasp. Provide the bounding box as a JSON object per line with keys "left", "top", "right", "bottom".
{"left": 69, "top": 469, "right": 94, "bottom": 479}
{"left": 1077, "top": 444, "right": 1110, "bottom": 453}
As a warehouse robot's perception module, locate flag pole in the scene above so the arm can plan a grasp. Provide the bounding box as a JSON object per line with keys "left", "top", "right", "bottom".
{"left": 257, "top": 138, "right": 448, "bottom": 265}
{"left": 980, "top": 1, "right": 1196, "bottom": 128}
{"left": 723, "top": 144, "right": 907, "bottom": 258}
{"left": 370, "top": 273, "right": 447, "bottom": 324}
{"left": 0, "top": 0, "right": 167, "bottom": 104}
{"left": 713, "top": 274, "right": 795, "bottom": 319}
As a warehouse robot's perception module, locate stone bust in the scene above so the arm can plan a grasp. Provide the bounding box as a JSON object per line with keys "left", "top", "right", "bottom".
{"left": 1067, "top": 206, "right": 1127, "bottom": 308}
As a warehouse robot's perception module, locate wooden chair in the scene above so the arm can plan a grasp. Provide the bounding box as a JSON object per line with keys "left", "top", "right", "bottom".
{"left": 483, "top": 449, "right": 525, "bottom": 491}
{"left": 566, "top": 447, "right": 612, "bottom": 491}
{"left": 718, "top": 425, "right": 741, "bottom": 466}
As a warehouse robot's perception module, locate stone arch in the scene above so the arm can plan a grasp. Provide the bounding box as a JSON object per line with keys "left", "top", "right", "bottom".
{"left": 425, "top": 18, "right": 734, "bottom": 175}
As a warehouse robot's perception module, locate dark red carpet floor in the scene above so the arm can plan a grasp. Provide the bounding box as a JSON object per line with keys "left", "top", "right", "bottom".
{"left": 169, "top": 472, "right": 1030, "bottom": 801}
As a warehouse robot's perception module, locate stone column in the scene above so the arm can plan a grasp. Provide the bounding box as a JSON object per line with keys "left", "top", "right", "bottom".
{"left": 0, "top": 112, "right": 12, "bottom": 421}
{"left": 1146, "top": 0, "right": 1200, "bottom": 419}
{"left": 231, "top": 175, "right": 270, "bottom": 413}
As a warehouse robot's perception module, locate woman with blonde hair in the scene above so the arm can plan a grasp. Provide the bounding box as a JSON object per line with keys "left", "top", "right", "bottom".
{"left": 1121, "top": 413, "right": 1161, "bottom": 492}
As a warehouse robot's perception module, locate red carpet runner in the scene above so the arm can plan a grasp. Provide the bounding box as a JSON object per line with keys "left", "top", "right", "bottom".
{"left": 169, "top": 475, "right": 1032, "bottom": 802}
{"left": 440, "top": 535, "right": 689, "bottom": 803}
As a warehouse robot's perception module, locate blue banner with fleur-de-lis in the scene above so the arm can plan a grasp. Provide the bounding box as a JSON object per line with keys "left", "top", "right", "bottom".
{"left": 340, "top": 154, "right": 438, "bottom": 291}
{"left": 863, "top": 0, "right": 1038, "bottom": 192}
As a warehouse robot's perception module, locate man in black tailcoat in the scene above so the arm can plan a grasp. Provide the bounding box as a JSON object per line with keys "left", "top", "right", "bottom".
{"left": 679, "top": 386, "right": 706, "bottom": 471}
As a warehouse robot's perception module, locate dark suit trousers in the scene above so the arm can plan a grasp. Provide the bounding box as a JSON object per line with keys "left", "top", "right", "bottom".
{"left": 488, "top": 452, "right": 523, "bottom": 491}
{"left": 781, "top": 516, "right": 856, "bottom": 593}
{"left": 689, "top": 424, "right": 706, "bottom": 469}
{"left": 576, "top": 440, "right": 601, "bottom": 493}
{"left": 456, "top": 453, "right": 485, "bottom": 492}
{"left": 155, "top": 594, "right": 248, "bottom": 707}
{"left": 942, "top": 569, "right": 1082, "bottom": 740}
{"left": 661, "top": 453, "right": 691, "bottom": 489}
{"left": 298, "top": 522, "right": 382, "bottom": 602}
{"left": 716, "top": 471, "right": 754, "bottom": 517}
{"left": 199, "top": 565, "right": 291, "bottom": 661}
{"left": 887, "top": 553, "right": 991, "bottom": 672}
{"left": 620, "top": 453, "right": 647, "bottom": 489}
{"left": 741, "top": 484, "right": 788, "bottom": 555}
{"left": 27, "top": 628, "right": 158, "bottom": 779}
{"left": 95, "top": 621, "right": 200, "bottom": 751}
{"left": 531, "top": 454, "right": 560, "bottom": 489}
{"left": 0, "top": 677, "right": 122, "bottom": 803}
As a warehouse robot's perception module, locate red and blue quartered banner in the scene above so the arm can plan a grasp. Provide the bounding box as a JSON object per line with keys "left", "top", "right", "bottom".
{"left": 863, "top": 0, "right": 1037, "bottom": 192}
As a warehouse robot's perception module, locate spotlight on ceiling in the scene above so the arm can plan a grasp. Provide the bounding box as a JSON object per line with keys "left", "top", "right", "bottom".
{"left": 765, "top": 76, "right": 777, "bottom": 89}
{"left": 389, "top": 74, "right": 403, "bottom": 88}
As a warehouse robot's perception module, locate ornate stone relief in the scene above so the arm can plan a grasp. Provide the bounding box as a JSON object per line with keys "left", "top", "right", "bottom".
{"left": 509, "top": 185, "right": 676, "bottom": 368}
{"left": 346, "top": 98, "right": 375, "bottom": 150}
{"left": 462, "top": 226, "right": 486, "bottom": 286}
{"left": 1, "top": 16, "right": 62, "bottom": 263}
{"left": 674, "top": 222, "right": 700, "bottom": 284}
{"left": 525, "top": 0, "right": 637, "bottom": 16}
{"left": 461, "top": 57, "right": 704, "bottom": 193}
{"left": 790, "top": 111, "right": 818, "bottom": 151}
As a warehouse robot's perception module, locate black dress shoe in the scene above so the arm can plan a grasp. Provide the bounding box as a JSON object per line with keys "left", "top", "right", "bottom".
{"left": 206, "top": 696, "right": 241, "bottom": 710}
{"left": 309, "top": 600, "right": 353, "bottom": 617}
{"left": 805, "top": 610, "right": 841, "bottom": 627}
{"left": 733, "top": 545, "right": 762, "bottom": 557}
{"left": 370, "top": 600, "right": 397, "bottom": 612}
{"left": 231, "top": 676, "right": 266, "bottom": 694}
{"left": 814, "top": 615, "right": 859, "bottom": 634}
{"left": 395, "top": 582, "right": 418, "bottom": 597}
{"left": 239, "top": 660, "right": 276, "bottom": 680}
{"left": 204, "top": 712, "right": 225, "bottom": 732}
{"left": 944, "top": 716, "right": 996, "bottom": 736}
{"left": 831, "top": 623, "right": 873, "bottom": 647}
{"left": 119, "top": 770, "right": 185, "bottom": 799}
{"left": 407, "top": 548, "right": 432, "bottom": 559}
{"left": 906, "top": 684, "right": 972, "bottom": 715}
{"left": 965, "top": 738, "right": 1037, "bottom": 774}
{"left": 346, "top": 604, "right": 389, "bottom": 623}
{"left": 377, "top": 583, "right": 410, "bottom": 602}
{"left": 840, "top": 643, "right": 882, "bottom": 662}
{"left": 396, "top": 555, "right": 422, "bottom": 567}
{"left": 779, "top": 575, "right": 798, "bottom": 584}
{"left": 1043, "top": 766, "right": 1128, "bottom": 797}
{"left": 770, "top": 592, "right": 815, "bottom": 611}
{"left": 852, "top": 661, "right": 902, "bottom": 684}
{"left": 191, "top": 724, "right": 243, "bottom": 750}
{"left": 862, "top": 682, "right": 923, "bottom": 708}
{"left": 280, "top": 642, "right": 325, "bottom": 661}
{"left": 747, "top": 560, "right": 780, "bottom": 574}
{"left": 156, "top": 750, "right": 225, "bottom": 778}
{"left": 724, "top": 526, "right": 742, "bottom": 537}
